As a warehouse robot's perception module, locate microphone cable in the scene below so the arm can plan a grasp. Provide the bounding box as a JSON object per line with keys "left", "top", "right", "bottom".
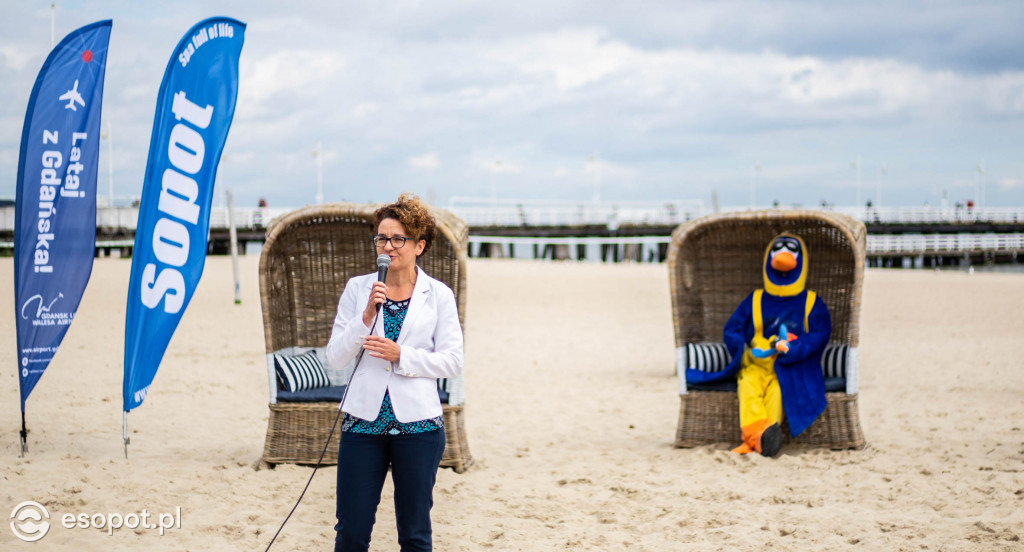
{"left": 264, "top": 308, "right": 380, "bottom": 552}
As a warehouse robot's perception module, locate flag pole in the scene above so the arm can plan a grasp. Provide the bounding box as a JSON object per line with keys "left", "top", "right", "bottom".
{"left": 20, "top": 412, "right": 28, "bottom": 456}
{"left": 123, "top": 411, "right": 130, "bottom": 459}
{"left": 227, "top": 189, "right": 241, "bottom": 304}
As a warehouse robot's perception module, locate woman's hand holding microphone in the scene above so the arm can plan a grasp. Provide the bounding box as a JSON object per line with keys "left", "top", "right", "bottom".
{"left": 361, "top": 281, "right": 401, "bottom": 363}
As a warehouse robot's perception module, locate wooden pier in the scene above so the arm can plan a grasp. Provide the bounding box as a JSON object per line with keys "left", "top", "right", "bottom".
{"left": 0, "top": 204, "right": 1022, "bottom": 267}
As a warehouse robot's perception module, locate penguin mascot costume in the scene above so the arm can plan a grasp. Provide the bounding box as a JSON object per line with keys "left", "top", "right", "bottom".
{"left": 695, "top": 233, "right": 832, "bottom": 456}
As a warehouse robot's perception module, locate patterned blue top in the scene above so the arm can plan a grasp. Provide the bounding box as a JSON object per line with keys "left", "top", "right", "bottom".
{"left": 342, "top": 296, "right": 444, "bottom": 435}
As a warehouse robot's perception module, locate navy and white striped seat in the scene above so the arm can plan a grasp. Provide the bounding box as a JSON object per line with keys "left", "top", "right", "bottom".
{"left": 686, "top": 342, "right": 732, "bottom": 373}
{"left": 680, "top": 342, "right": 852, "bottom": 393}
{"left": 274, "top": 349, "right": 330, "bottom": 393}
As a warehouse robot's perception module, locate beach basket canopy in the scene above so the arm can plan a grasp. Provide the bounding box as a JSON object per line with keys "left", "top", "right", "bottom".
{"left": 667, "top": 209, "right": 866, "bottom": 348}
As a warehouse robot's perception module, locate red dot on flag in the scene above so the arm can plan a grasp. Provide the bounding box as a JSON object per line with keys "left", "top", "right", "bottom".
{"left": 82, "top": 50, "right": 93, "bottom": 62}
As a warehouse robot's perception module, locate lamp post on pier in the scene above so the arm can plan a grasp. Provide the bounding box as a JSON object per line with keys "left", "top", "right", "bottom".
{"left": 749, "top": 162, "right": 761, "bottom": 209}
{"left": 851, "top": 155, "right": 862, "bottom": 209}
{"left": 975, "top": 160, "right": 986, "bottom": 209}
{"left": 313, "top": 142, "right": 324, "bottom": 205}
{"left": 100, "top": 120, "right": 113, "bottom": 206}
{"left": 877, "top": 164, "right": 886, "bottom": 208}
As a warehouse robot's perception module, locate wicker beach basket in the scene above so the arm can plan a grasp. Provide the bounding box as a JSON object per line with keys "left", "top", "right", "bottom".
{"left": 668, "top": 209, "right": 867, "bottom": 450}
{"left": 259, "top": 202, "right": 472, "bottom": 472}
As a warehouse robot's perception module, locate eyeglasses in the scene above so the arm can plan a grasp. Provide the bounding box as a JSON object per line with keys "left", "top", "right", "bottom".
{"left": 372, "top": 235, "right": 410, "bottom": 248}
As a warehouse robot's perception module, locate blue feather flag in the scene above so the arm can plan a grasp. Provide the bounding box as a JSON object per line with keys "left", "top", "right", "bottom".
{"left": 14, "top": 20, "right": 112, "bottom": 452}
{"left": 123, "top": 17, "right": 246, "bottom": 423}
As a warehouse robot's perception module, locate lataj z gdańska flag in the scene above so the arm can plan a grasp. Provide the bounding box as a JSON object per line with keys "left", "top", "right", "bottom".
{"left": 15, "top": 20, "right": 112, "bottom": 421}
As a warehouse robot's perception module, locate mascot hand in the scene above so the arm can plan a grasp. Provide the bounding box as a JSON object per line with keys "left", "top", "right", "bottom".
{"left": 749, "top": 335, "right": 777, "bottom": 358}
{"left": 750, "top": 327, "right": 798, "bottom": 358}
{"left": 773, "top": 323, "right": 798, "bottom": 355}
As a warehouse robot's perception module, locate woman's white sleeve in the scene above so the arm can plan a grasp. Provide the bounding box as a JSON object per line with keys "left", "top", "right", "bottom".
{"left": 325, "top": 279, "right": 371, "bottom": 371}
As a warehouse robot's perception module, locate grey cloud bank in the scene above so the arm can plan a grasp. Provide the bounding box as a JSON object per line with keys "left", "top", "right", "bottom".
{"left": 2, "top": 1, "right": 1022, "bottom": 210}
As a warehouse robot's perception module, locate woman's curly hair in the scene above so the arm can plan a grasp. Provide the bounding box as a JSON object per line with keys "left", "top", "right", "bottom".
{"left": 374, "top": 193, "right": 436, "bottom": 255}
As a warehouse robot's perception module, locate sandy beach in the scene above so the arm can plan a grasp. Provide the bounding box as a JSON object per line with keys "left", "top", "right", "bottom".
{"left": 1, "top": 255, "right": 1022, "bottom": 551}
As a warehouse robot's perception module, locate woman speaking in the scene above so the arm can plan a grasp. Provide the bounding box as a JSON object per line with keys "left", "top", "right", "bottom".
{"left": 326, "top": 194, "right": 464, "bottom": 551}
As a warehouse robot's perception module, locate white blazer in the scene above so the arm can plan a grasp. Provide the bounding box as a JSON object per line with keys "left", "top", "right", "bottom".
{"left": 326, "top": 266, "right": 464, "bottom": 423}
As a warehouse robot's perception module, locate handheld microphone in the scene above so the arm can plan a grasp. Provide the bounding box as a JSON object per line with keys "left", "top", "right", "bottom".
{"left": 375, "top": 254, "right": 391, "bottom": 312}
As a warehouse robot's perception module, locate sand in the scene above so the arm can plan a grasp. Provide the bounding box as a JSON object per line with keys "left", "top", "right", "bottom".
{"left": 1, "top": 256, "right": 1022, "bottom": 551}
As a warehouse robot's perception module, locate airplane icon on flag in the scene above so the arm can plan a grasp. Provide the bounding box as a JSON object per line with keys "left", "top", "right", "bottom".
{"left": 59, "top": 80, "right": 85, "bottom": 111}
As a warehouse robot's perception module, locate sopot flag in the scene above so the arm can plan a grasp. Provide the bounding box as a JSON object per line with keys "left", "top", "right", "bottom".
{"left": 123, "top": 17, "right": 245, "bottom": 415}
{"left": 14, "top": 20, "right": 112, "bottom": 448}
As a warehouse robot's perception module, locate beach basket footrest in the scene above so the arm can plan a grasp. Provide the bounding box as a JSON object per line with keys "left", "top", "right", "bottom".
{"left": 674, "top": 391, "right": 865, "bottom": 450}
{"left": 262, "top": 401, "right": 342, "bottom": 465}
{"left": 262, "top": 401, "right": 475, "bottom": 471}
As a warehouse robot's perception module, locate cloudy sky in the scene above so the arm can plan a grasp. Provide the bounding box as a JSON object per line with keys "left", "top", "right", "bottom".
{"left": 2, "top": 1, "right": 1023, "bottom": 210}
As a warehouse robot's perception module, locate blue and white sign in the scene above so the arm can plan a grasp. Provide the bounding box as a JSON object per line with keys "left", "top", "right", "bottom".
{"left": 15, "top": 20, "right": 112, "bottom": 412}
{"left": 123, "top": 17, "right": 246, "bottom": 412}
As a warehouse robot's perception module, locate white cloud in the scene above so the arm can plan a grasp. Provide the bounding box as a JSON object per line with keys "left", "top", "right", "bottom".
{"left": 583, "top": 156, "right": 636, "bottom": 180}
{"left": 981, "top": 73, "right": 1024, "bottom": 115}
{"left": 0, "top": 46, "right": 35, "bottom": 72}
{"left": 998, "top": 178, "right": 1024, "bottom": 190}
{"left": 493, "top": 28, "right": 633, "bottom": 91}
{"left": 475, "top": 158, "right": 522, "bottom": 174}
{"left": 239, "top": 49, "right": 347, "bottom": 109}
{"left": 409, "top": 152, "right": 441, "bottom": 169}
{"left": 351, "top": 102, "right": 379, "bottom": 118}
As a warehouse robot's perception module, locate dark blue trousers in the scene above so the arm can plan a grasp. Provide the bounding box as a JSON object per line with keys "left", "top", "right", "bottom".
{"left": 335, "top": 429, "right": 445, "bottom": 552}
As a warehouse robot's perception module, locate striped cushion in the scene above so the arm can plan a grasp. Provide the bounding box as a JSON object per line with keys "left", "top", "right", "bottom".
{"left": 821, "top": 343, "right": 849, "bottom": 378}
{"left": 687, "top": 342, "right": 848, "bottom": 379}
{"left": 686, "top": 343, "right": 732, "bottom": 373}
{"left": 274, "top": 350, "right": 330, "bottom": 392}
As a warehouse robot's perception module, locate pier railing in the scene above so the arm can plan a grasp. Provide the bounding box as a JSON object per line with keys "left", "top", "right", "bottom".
{"left": 447, "top": 199, "right": 707, "bottom": 227}
{"left": 468, "top": 234, "right": 669, "bottom": 263}
{"left": 1, "top": 204, "right": 1023, "bottom": 233}
{"left": 445, "top": 199, "right": 1024, "bottom": 227}
{"left": 866, "top": 233, "right": 1024, "bottom": 255}
{"left": 466, "top": 233, "right": 1024, "bottom": 263}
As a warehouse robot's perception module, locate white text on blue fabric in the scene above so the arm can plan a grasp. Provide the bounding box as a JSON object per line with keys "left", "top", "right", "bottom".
{"left": 139, "top": 91, "right": 214, "bottom": 314}
{"left": 178, "top": 22, "right": 235, "bottom": 68}
{"left": 36, "top": 130, "right": 89, "bottom": 273}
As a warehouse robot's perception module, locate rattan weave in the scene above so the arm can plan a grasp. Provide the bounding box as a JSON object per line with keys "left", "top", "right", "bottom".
{"left": 668, "top": 210, "right": 866, "bottom": 450}
{"left": 263, "top": 402, "right": 471, "bottom": 471}
{"left": 259, "top": 202, "right": 472, "bottom": 471}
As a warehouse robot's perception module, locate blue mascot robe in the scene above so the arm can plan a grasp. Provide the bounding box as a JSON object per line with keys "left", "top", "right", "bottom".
{"left": 685, "top": 233, "right": 832, "bottom": 437}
